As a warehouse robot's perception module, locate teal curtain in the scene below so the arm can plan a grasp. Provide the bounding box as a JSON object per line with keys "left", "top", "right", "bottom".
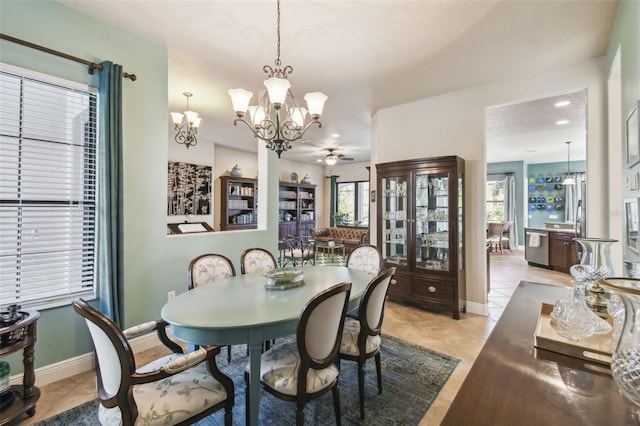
{"left": 96, "top": 61, "right": 124, "bottom": 326}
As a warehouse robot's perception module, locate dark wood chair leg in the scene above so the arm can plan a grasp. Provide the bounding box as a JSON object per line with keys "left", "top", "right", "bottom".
{"left": 358, "top": 361, "right": 366, "bottom": 419}
{"left": 296, "top": 402, "right": 305, "bottom": 426}
{"left": 375, "top": 353, "right": 382, "bottom": 394}
{"left": 332, "top": 385, "right": 342, "bottom": 426}
{"left": 227, "top": 346, "right": 231, "bottom": 363}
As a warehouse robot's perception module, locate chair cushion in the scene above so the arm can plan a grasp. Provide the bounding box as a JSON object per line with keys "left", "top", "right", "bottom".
{"left": 251, "top": 341, "right": 339, "bottom": 396}
{"left": 339, "top": 317, "right": 381, "bottom": 356}
{"left": 98, "top": 358, "right": 229, "bottom": 426}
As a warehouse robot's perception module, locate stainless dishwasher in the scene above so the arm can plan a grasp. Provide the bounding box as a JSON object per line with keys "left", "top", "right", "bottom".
{"left": 524, "top": 230, "right": 550, "bottom": 267}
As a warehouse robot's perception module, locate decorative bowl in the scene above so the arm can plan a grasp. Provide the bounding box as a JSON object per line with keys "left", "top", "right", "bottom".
{"left": 263, "top": 267, "right": 304, "bottom": 290}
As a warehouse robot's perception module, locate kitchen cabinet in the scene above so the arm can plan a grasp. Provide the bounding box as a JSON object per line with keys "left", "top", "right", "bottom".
{"left": 376, "top": 156, "right": 465, "bottom": 319}
{"left": 549, "top": 231, "right": 579, "bottom": 273}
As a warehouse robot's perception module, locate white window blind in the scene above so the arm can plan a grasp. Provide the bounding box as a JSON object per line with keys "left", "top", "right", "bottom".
{"left": 0, "top": 68, "right": 98, "bottom": 309}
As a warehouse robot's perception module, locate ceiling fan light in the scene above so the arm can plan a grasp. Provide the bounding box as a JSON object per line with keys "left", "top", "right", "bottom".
{"left": 228, "top": 88, "right": 253, "bottom": 115}
{"left": 304, "top": 92, "right": 328, "bottom": 118}
{"left": 264, "top": 77, "right": 290, "bottom": 108}
{"left": 325, "top": 155, "right": 338, "bottom": 166}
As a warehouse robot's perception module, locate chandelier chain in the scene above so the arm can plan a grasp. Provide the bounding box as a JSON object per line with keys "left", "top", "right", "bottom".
{"left": 275, "top": 0, "right": 281, "bottom": 67}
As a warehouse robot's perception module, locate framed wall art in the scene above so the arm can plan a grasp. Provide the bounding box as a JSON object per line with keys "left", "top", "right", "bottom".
{"left": 626, "top": 102, "right": 639, "bottom": 168}
{"left": 167, "top": 161, "right": 212, "bottom": 216}
{"left": 625, "top": 198, "right": 640, "bottom": 254}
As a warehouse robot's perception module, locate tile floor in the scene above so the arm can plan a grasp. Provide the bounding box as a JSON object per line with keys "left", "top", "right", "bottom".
{"left": 13, "top": 249, "right": 572, "bottom": 425}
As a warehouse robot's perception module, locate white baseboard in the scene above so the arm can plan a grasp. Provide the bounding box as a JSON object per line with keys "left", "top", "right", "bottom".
{"left": 466, "top": 300, "right": 488, "bottom": 316}
{"left": 9, "top": 332, "right": 160, "bottom": 387}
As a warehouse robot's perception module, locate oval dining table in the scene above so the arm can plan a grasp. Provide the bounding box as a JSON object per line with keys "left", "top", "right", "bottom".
{"left": 161, "top": 265, "right": 373, "bottom": 426}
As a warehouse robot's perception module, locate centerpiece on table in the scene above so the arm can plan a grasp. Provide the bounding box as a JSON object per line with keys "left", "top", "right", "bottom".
{"left": 263, "top": 267, "right": 304, "bottom": 290}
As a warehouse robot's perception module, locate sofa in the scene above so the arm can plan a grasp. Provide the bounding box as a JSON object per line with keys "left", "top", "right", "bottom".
{"left": 310, "top": 226, "right": 370, "bottom": 253}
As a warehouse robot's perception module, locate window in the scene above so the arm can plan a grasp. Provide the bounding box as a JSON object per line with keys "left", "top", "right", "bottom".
{"left": 336, "top": 181, "right": 369, "bottom": 226}
{"left": 0, "top": 66, "right": 98, "bottom": 309}
{"left": 486, "top": 178, "right": 504, "bottom": 221}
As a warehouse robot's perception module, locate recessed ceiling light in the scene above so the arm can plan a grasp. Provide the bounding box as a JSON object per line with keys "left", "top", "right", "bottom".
{"left": 554, "top": 100, "right": 571, "bottom": 107}
{"left": 331, "top": 133, "right": 340, "bottom": 138}
{"left": 556, "top": 119, "right": 569, "bottom": 125}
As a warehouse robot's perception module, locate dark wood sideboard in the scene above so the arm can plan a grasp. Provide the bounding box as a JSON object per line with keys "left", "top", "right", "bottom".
{"left": 442, "top": 281, "right": 637, "bottom": 425}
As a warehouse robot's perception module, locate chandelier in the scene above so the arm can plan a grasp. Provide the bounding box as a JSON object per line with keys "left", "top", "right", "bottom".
{"left": 170, "top": 92, "right": 201, "bottom": 149}
{"left": 562, "top": 141, "right": 575, "bottom": 185}
{"left": 228, "top": 0, "right": 327, "bottom": 158}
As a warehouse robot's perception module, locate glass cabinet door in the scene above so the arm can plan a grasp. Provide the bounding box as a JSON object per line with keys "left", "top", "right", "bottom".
{"left": 381, "top": 175, "right": 408, "bottom": 266}
{"left": 415, "top": 172, "right": 449, "bottom": 271}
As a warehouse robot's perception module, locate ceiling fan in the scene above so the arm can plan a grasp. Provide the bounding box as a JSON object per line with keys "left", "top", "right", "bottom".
{"left": 317, "top": 148, "right": 354, "bottom": 165}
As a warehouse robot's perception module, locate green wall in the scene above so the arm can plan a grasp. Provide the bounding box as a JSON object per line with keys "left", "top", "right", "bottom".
{"left": 606, "top": 0, "right": 640, "bottom": 265}
{"left": 0, "top": 0, "right": 279, "bottom": 374}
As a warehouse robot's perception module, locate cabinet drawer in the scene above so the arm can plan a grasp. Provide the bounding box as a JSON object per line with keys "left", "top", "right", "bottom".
{"left": 413, "top": 277, "right": 453, "bottom": 302}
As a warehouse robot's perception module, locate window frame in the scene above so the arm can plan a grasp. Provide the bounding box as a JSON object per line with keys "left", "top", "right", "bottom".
{"left": 0, "top": 63, "right": 98, "bottom": 310}
{"left": 334, "top": 180, "right": 369, "bottom": 227}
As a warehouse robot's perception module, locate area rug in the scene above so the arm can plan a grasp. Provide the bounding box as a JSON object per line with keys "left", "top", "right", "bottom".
{"left": 34, "top": 335, "right": 458, "bottom": 425}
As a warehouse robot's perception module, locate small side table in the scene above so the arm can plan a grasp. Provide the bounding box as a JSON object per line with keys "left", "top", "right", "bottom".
{"left": 316, "top": 242, "right": 346, "bottom": 263}
{"left": 0, "top": 309, "right": 40, "bottom": 425}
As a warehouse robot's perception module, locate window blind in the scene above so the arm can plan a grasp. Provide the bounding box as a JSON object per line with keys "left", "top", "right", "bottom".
{"left": 0, "top": 68, "right": 97, "bottom": 309}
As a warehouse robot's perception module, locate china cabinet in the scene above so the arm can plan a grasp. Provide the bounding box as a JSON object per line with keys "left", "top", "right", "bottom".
{"left": 219, "top": 176, "right": 257, "bottom": 231}
{"left": 376, "top": 156, "right": 465, "bottom": 319}
{"left": 278, "top": 182, "right": 316, "bottom": 240}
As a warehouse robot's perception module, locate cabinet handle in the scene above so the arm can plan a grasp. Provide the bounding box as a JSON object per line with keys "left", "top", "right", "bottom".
{"left": 428, "top": 286, "right": 436, "bottom": 293}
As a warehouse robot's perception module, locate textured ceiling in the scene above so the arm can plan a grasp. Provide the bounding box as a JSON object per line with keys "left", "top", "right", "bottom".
{"left": 59, "top": 0, "right": 618, "bottom": 164}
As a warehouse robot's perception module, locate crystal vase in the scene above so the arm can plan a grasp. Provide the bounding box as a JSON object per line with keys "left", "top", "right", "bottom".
{"left": 574, "top": 237, "right": 617, "bottom": 311}
{"left": 599, "top": 278, "right": 640, "bottom": 406}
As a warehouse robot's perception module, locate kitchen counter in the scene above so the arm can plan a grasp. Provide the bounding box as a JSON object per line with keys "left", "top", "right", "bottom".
{"left": 525, "top": 226, "right": 577, "bottom": 234}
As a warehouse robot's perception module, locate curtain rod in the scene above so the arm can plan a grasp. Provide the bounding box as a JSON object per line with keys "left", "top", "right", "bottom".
{"left": 0, "top": 33, "right": 137, "bottom": 81}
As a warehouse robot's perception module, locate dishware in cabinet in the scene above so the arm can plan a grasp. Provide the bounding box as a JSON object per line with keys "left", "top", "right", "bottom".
{"left": 376, "top": 156, "right": 465, "bottom": 319}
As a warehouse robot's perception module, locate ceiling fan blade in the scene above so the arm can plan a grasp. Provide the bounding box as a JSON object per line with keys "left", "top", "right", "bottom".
{"left": 341, "top": 157, "right": 355, "bottom": 161}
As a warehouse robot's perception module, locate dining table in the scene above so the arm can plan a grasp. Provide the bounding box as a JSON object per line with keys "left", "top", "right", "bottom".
{"left": 161, "top": 265, "right": 373, "bottom": 426}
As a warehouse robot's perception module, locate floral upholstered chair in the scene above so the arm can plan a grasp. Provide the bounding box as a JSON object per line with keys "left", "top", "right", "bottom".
{"left": 247, "top": 282, "right": 352, "bottom": 426}
{"left": 187, "top": 253, "right": 236, "bottom": 361}
{"left": 72, "top": 298, "right": 234, "bottom": 426}
{"left": 339, "top": 267, "right": 396, "bottom": 419}
{"left": 240, "top": 247, "right": 277, "bottom": 274}
{"left": 346, "top": 245, "right": 382, "bottom": 275}
{"left": 187, "top": 253, "right": 236, "bottom": 289}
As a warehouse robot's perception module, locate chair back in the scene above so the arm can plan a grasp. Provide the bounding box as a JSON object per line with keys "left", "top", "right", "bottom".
{"left": 188, "top": 253, "right": 236, "bottom": 289}
{"left": 297, "top": 282, "right": 351, "bottom": 375}
{"left": 487, "top": 222, "right": 504, "bottom": 240}
{"left": 72, "top": 299, "right": 134, "bottom": 409}
{"left": 502, "top": 221, "right": 513, "bottom": 237}
{"left": 360, "top": 267, "right": 396, "bottom": 338}
{"left": 280, "top": 235, "right": 315, "bottom": 266}
{"left": 240, "top": 247, "right": 277, "bottom": 274}
{"left": 346, "top": 245, "right": 382, "bottom": 275}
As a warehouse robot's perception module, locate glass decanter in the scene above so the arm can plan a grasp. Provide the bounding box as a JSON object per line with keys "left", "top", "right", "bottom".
{"left": 552, "top": 279, "right": 596, "bottom": 341}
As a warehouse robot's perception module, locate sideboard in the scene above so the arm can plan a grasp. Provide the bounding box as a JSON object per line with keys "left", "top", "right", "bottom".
{"left": 442, "top": 281, "right": 636, "bottom": 425}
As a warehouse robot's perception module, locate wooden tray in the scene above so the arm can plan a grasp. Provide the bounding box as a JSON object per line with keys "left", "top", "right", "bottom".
{"left": 533, "top": 303, "right": 613, "bottom": 366}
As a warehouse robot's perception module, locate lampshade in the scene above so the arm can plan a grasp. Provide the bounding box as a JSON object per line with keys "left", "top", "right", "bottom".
{"left": 170, "top": 112, "right": 184, "bottom": 126}
{"left": 290, "top": 107, "right": 308, "bottom": 128}
{"left": 263, "top": 77, "right": 291, "bottom": 107}
{"left": 563, "top": 176, "right": 575, "bottom": 185}
{"left": 304, "top": 92, "right": 328, "bottom": 117}
{"left": 247, "top": 105, "right": 267, "bottom": 127}
{"left": 228, "top": 88, "right": 254, "bottom": 115}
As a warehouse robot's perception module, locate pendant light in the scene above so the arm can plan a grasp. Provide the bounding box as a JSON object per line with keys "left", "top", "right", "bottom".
{"left": 563, "top": 141, "right": 575, "bottom": 185}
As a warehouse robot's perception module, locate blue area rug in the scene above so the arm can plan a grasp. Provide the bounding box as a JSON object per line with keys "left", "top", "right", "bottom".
{"left": 34, "top": 335, "right": 458, "bottom": 425}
